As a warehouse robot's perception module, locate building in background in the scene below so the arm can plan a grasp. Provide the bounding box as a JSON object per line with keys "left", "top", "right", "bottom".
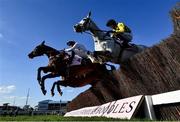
{"left": 37, "top": 100, "right": 52, "bottom": 111}
{"left": 0, "top": 103, "right": 22, "bottom": 116}
{"left": 36, "top": 100, "right": 69, "bottom": 115}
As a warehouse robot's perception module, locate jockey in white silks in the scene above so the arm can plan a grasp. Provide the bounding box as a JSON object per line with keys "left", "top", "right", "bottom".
{"left": 65, "top": 40, "right": 88, "bottom": 58}
{"left": 64, "top": 51, "right": 82, "bottom": 66}
{"left": 65, "top": 40, "right": 88, "bottom": 66}
{"left": 65, "top": 40, "right": 100, "bottom": 64}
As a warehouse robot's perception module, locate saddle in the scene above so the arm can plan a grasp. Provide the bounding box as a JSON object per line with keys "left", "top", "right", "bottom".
{"left": 124, "top": 43, "right": 138, "bottom": 52}
{"left": 112, "top": 38, "right": 138, "bottom": 62}
{"left": 113, "top": 37, "right": 138, "bottom": 52}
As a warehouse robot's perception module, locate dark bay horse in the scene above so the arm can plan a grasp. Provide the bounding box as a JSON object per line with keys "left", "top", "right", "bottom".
{"left": 28, "top": 41, "right": 115, "bottom": 96}
{"left": 28, "top": 41, "right": 63, "bottom": 95}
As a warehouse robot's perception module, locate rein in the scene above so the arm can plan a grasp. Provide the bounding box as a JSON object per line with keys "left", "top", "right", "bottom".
{"left": 92, "top": 29, "right": 110, "bottom": 32}
{"left": 84, "top": 31, "right": 94, "bottom": 36}
{"left": 83, "top": 29, "right": 112, "bottom": 41}
{"left": 82, "top": 18, "right": 111, "bottom": 39}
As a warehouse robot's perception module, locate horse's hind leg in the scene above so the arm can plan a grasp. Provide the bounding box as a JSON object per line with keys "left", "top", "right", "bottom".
{"left": 51, "top": 81, "right": 58, "bottom": 97}
{"left": 41, "top": 73, "right": 59, "bottom": 96}
{"left": 57, "top": 82, "right": 63, "bottom": 96}
{"left": 55, "top": 80, "right": 68, "bottom": 96}
{"left": 51, "top": 80, "right": 63, "bottom": 96}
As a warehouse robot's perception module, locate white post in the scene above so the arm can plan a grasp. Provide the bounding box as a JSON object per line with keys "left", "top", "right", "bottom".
{"left": 143, "top": 96, "right": 156, "bottom": 120}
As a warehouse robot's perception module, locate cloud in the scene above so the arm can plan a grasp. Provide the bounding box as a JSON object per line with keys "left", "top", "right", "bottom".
{"left": 0, "top": 95, "right": 32, "bottom": 106}
{"left": 0, "top": 85, "right": 16, "bottom": 94}
{"left": 3, "top": 96, "right": 16, "bottom": 99}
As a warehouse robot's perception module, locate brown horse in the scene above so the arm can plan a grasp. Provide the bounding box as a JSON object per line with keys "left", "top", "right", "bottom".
{"left": 28, "top": 41, "right": 115, "bottom": 96}
{"left": 50, "top": 63, "right": 111, "bottom": 96}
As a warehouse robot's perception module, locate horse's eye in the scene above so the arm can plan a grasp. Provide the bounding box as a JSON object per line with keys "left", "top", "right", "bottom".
{"left": 35, "top": 47, "right": 40, "bottom": 52}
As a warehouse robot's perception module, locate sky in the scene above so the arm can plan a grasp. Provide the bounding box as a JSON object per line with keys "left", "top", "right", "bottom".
{"left": 0, "top": 0, "right": 179, "bottom": 107}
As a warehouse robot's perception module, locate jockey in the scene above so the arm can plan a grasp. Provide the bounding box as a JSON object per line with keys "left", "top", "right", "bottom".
{"left": 49, "top": 50, "right": 82, "bottom": 79}
{"left": 65, "top": 41, "right": 101, "bottom": 64}
{"left": 65, "top": 40, "right": 88, "bottom": 59}
{"left": 65, "top": 40, "right": 95, "bottom": 64}
{"left": 106, "top": 19, "right": 133, "bottom": 48}
{"left": 64, "top": 51, "right": 82, "bottom": 66}
{"left": 49, "top": 50, "right": 82, "bottom": 67}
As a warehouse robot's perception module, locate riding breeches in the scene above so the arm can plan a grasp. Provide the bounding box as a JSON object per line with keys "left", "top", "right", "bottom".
{"left": 115, "top": 32, "right": 133, "bottom": 42}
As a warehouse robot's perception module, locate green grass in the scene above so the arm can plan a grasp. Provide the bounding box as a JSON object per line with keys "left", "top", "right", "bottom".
{"left": 0, "top": 115, "right": 131, "bottom": 121}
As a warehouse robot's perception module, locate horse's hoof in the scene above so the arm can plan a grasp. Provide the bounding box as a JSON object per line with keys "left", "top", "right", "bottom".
{"left": 51, "top": 92, "right": 55, "bottom": 97}
{"left": 59, "top": 92, "right": 63, "bottom": 96}
{"left": 42, "top": 90, "right": 47, "bottom": 95}
{"left": 37, "top": 79, "right": 41, "bottom": 84}
{"left": 39, "top": 81, "right": 42, "bottom": 85}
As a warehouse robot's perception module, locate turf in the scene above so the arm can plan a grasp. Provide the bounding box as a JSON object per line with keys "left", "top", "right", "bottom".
{"left": 0, "top": 115, "right": 130, "bottom": 121}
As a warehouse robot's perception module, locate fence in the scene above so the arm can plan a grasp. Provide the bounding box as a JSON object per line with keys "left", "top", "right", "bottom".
{"left": 65, "top": 90, "right": 180, "bottom": 120}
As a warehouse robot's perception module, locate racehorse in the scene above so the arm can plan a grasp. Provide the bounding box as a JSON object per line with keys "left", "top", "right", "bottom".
{"left": 74, "top": 12, "right": 148, "bottom": 64}
{"left": 28, "top": 41, "right": 115, "bottom": 96}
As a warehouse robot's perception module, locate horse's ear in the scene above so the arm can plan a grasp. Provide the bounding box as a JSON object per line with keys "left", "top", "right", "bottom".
{"left": 41, "top": 41, "right": 45, "bottom": 45}
{"left": 87, "top": 11, "right": 91, "bottom": 18}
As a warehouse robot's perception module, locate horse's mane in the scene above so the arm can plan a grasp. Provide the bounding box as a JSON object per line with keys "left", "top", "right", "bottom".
{"left": 44, "top": 44, "right": 60, "bottom": 54}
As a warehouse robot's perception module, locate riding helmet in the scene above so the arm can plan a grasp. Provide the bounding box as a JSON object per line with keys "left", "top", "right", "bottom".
{"left": 106, "top": 19, "right": 117, "bottom": 27}
{"left": 67, "top": 40, "right": 76, "bottom": 46}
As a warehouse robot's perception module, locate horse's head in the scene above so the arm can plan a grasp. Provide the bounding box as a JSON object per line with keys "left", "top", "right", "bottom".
{"left": 28, "top": 41, "right": 47, "bottom": 59}
{"left": 74, "top": 12, "right": 92, "bottom": 33}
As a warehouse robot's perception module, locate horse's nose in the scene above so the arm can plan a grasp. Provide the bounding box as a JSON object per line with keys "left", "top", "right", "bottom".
{"left": 28, "top": 52, "right": 34, "bottom": 59}
{"left": 74, "top": 25, "right": 77, "bottom": 29}
{"left": 73, "top": 25, "right": 78, "bottom": 31}
{"left": 73, "top": 24, "right": 82, "bottom": 32}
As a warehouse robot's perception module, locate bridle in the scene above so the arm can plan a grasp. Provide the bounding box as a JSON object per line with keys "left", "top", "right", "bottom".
{"left": 79, "top": 18, "right": 112, "bottom": 40}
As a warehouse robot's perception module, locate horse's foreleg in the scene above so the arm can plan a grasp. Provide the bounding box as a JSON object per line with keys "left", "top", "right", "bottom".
{"left": 37, "top": 66, "right": 54, "bottom": 84}
{"left": 40, "top": 73, "right": 60, "bottom": 96}
{"left": 89, "top": 51, "right": 111, "bottom": 63}
{"left": 41, "top": 73, "right": 59, "bottom": 84}
{"left": 37, "top": 67, "right": 44, "bottom": 84}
